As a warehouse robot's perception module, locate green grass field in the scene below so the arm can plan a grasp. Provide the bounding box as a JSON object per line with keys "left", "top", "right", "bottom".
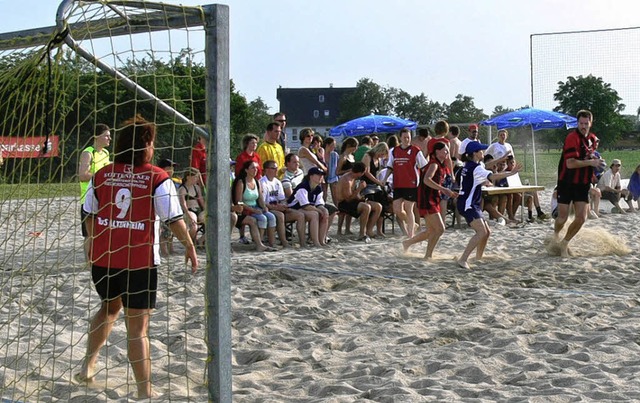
{"left": 513, "top": 148, "right": 640, "bottom": 188}
{"left": 0, "top": 182, "right": 78, "bottom": 201}
{"left": 1, "top": 148, "right": 638, "bottom": 200}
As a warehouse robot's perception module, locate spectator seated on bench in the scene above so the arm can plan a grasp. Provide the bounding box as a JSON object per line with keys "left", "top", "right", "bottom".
{"left": 334, "top": 162, "right": 383, "bottom": 242}
{"left": 597, "top": 159, "right": 636, "bottom": 213}
{"left": 504, "top": 158, "right": 548, "bottom": 222}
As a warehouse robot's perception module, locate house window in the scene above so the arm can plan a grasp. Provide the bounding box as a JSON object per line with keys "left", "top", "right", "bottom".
{"left": 324, "top": 110, "right": 330, "bottom": 117}
{"left": 313, "top": 110, "right": 319, "bottom": 118}
{"left": 319, "top": 95, "right": 325, "bottom": 103}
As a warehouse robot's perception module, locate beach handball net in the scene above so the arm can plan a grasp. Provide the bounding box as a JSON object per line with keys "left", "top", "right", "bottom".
{"left": 531, "top": 26, "right": 640, "bottom": 113}
{"left": 0, "top": 1, "right": 226, "bottom": 401}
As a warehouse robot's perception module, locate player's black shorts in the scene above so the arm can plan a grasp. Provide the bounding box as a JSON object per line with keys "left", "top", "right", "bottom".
{"left": 92, "top": 266, "right": 157, "bottom": 309}
{"left": 556, "top": 182, "right": 590, "bottom": 204}
{"left": 393, "top": 187, "right": 418, "bottom": 202}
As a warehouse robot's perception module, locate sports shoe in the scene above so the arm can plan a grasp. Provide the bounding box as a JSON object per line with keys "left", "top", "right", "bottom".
{"left": 537, "top": 212, "right": 549, "bottom": 220}
{"left": 238, "top": 236, "right": 251, "bottom": 244}
{"left": 496, "top": 217, "right": 506, "bottom": 226}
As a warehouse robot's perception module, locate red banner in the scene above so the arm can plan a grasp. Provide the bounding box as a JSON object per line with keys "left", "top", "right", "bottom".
{"left": 0, "top": 136, "right": 59, "bottom": 158}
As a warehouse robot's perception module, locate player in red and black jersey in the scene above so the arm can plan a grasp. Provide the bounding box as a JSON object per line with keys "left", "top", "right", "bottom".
{"left": 382, "top": 128, "right": 428, "bottom": 238}
{"left": 79, "top": 115, "right": 198, "bottom": 399}
{"left": 403, "top": 142, "right": 458, "bottom": 259}
{"left": 554, "top": 109, "right": 606, "bottom": 257}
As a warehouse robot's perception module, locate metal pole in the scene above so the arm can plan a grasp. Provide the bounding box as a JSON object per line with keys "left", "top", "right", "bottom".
{"left": 203, "top": 4, "right": 232, "bottom": 403}
{"left": 531, "top": 126, "right": 538, "bottom": 185}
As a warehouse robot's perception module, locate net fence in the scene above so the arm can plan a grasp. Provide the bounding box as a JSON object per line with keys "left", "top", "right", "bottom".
{"left": 531, "top": 26, "right": 640, "bottom": 114}
{"left": 0, "top": 1, "right": 214, "bottom": 401}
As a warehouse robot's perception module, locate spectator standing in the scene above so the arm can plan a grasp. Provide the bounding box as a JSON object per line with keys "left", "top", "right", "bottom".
{"left": 412, "top": 127, "right": 431, "bottom": 157}
{"left": 78, "top": 123, "right": 111, "bottom": 260}
{"left": 353, "top": 136, "right": 372, "bottom": 162}
{"left": 257, "top": 122, "right": 285, "bottom": 178}
{"left": 235, "top": 134, "right": 263, "bottom": 179}
{"left": 298, "top": 128, "right": 327, "bottom": 174}
{"left": 273, "top": 112, "right": 288, "bottom": 154}
{"left": 190, "top": 133, "right": 207, "bottom": 187}
{"left": 323, "top": 137, "right": 339, "bottom": 202}
{"left": 458, "top": 124, "right": 480, "bottom": 160}
{"left": 447, "top": 125, "right": 462, "bottom": 167}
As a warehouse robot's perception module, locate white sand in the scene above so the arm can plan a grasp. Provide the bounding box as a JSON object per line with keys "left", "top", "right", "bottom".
{"left": 2, "top": 190, "right": 640, "bottom": 401}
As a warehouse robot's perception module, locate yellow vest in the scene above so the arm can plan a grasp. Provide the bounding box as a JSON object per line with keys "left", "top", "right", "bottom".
{"left": 80, "top": 146, "right": 110, "bottom": 203}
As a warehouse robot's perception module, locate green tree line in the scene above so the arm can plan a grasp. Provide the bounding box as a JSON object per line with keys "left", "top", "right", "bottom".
{"left": 0, "top": 49, "right": 271, "bottom": 184}
{"left": 339, "top": 76, "right": 636, "bottom": 150}
{"left": 0, "top": 49, "right": 635, "bottom": 185}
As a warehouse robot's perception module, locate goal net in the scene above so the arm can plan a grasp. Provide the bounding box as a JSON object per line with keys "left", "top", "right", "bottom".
{"left": 531, "top": 27, "right": 640, "bottom": 113}
{"left": 0, "top": 1, "right": 218, "bottom": 401}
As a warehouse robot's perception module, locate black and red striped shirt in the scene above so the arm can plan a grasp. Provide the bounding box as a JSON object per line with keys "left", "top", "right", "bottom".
{"left": 557, "top": 129, "right": 596, "bottom": 185}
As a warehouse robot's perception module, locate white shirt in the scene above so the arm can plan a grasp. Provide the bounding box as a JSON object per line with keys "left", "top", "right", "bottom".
{"left": 281, "top": 168, "right": 304, "bottom": 193}
{"left": 459, "top": 137, "right": 479, "bottom": 156}
{"left": 259, "top": 176, "right": 286, "bottom": 204}
{"left": 597, "top": 169, "right": 621, "bottom": 191}
{"left": 485, "top": 141, "right": 513, "bottom": 160}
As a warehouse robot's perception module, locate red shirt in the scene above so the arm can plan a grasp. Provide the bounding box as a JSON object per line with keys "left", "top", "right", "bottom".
{"left": 235, "top": 151, "right": 262, "bottom": 179}
{"left": 85, "top": 163, "right": 181, "bottom": 269}
{"left": 422, "top": 156, "right": 446, "bottom": 214}
{"left": 191, "top": 142, "right": 207, "bottom": 181}
{"left": 427, "top": 136, "right": 450, "bottom": 156}
{"left": 388, "top": 145, "right": 427, "bottom": 188}
{"left": 558, "top": 129, "right": 596, "bottom": 185}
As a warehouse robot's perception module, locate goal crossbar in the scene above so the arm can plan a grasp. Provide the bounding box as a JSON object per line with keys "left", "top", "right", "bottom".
{"left": 0, "top": 6, "right": 205, "bottom": 51}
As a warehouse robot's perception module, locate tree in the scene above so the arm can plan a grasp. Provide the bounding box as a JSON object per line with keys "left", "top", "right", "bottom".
{"left": 247, "top": 97, "right": 272, "bottom": 135}
{"left": 554, "top": 75, "right": 632, "bottom": 147}
{"left": 443, "top": 94, "right": 487, "bottom": 123}
{"left": 490, "top": 105, "right": 515, "bottom": 118}
{"left": 338, "top": 78, "right": 395, "bottom": 122}
{"left": 393, "top": 90, "right": 445, "bottom": 125}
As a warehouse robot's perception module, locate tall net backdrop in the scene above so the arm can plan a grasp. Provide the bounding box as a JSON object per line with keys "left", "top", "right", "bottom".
{"left": 531, "top": 27, "right": 640, "bottom": 113}
{"left": 0, "top": 1, "right": 218, "bottom": 401}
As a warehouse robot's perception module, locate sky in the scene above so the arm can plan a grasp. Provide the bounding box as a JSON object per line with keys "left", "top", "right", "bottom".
{"left": 1, "top": 0, "right": 639, "bottom": 117}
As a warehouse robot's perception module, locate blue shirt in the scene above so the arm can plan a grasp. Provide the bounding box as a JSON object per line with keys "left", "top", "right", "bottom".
{"left": 457, "top": 160, "right": 492, "bottom": 212}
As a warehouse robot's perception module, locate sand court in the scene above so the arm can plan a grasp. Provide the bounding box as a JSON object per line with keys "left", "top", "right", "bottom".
{"left": 2, "top": 189, "right": 640, "bottom": 400}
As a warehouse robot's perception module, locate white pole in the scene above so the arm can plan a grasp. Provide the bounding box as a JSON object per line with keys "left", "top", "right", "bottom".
{"left": 531, "top": 126, "right": 538, "bottom": 185}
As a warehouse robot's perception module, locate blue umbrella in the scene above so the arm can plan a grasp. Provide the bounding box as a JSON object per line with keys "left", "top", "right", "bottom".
{"left": 480, "top": 108, "right": 577, "bottom": 185}
{"left": 330, "top": 114, "right": 417, "bottom": 137}
{"left": 480, "top": 108, "right": 577, "bottom": 131}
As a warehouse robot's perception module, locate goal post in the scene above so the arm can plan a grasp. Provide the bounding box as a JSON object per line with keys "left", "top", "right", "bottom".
{"left": 0, "top": 1, "right": 231, "bottom": 401}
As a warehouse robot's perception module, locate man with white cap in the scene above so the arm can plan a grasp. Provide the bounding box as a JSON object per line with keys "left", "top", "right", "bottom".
{"left": 597, "top": 158, "right": 635, "bottom": 213}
